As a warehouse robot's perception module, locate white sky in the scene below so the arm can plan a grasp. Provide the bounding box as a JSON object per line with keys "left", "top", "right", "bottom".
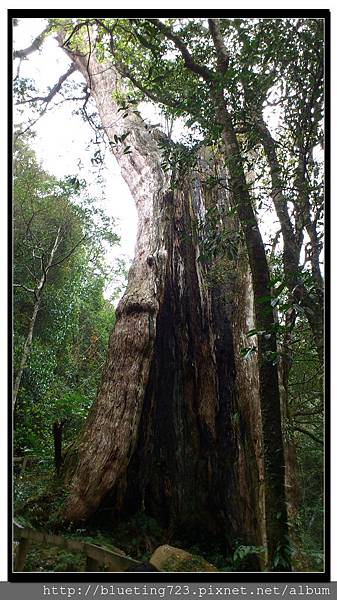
{"left": 2, "top": 5, "right": 336, "bottom": 582}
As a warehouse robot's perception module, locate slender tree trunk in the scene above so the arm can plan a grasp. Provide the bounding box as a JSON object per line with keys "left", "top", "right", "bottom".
{"left": 13, "top": 299, "right": 41, "bottom": 410}
{"left": 253, "top": 116, "right": 323, "bottom": 538}
{"left": 231, "top": 259, "right": 267, "bottom": 564}
{"left": 275, "top": 303, "right": 299, "bottom": 521}
{"left": 13, "top": 227, "right": 62, "bottom": 409}
{"left": 255, "top": 114, "right": 323, "bottom": 363}
{"left": 60, "top": 52, "right": 262, "bottom": 555}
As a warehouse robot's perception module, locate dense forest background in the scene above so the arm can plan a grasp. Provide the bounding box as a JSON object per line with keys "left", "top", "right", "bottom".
{"left": 12, "top": 15, "right": 325, "bottom": 574}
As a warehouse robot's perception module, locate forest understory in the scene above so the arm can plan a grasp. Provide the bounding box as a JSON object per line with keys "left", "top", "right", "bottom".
{"left": 14, "top": 458, "right": 323, "bottom": 573}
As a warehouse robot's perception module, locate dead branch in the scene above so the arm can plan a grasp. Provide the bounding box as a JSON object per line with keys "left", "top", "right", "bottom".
{"left": 14, "top": 24, "right": 51, "bottom": 59}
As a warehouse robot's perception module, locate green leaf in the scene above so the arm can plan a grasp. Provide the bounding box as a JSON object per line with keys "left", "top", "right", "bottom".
{"left": 240, "top": 346, "right": 257, "bottom": 359}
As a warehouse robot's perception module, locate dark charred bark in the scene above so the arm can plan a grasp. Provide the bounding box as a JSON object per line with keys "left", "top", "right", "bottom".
{"left": 109, "top": 187, "right": 244, "bottom": 545}
{"left": 206, "top": 17, "right": 289, "bottom": 566}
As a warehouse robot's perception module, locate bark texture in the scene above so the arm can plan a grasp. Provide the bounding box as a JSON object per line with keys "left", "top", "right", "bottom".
{"left": 61, "top": 51, "right": 263, "bottom": 553}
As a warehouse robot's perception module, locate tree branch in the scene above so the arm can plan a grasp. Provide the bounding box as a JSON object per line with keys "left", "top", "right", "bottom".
{"left": 13, "top": 283, "right": 37, "bottom": 298}
{"left": 14, "top": 24, "right": 51, "bottom": 59}
{"left": 293, "top": 426, "right": 323, "bottom": 446}
{"left": 49, "top": 235, "right": 87, "bottom": 269}
{"left": 104, "top": 42, "right": 205, "bottom": 128}
{"left": 16, "top": 64, "right": 77, "bottom": 107}
{"left": 208, "top": 19, "right": 230, "bottom": 75}
{"left": 14, "top": 63, "right": 79, "bottom": 141}
{"left": 147, "top": 19, "right": 213, "bottom": 82}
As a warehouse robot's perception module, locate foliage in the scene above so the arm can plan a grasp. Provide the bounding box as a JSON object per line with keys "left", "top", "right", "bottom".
{"left": 13, "top": 138, "right": 120, "bottom": 459}
{"left": 232, "top": 544, "right": 266, "bottom": 570}
{"left": 287, "top": 319, "right": 324, "bottom": 571}
{"left": 24, "top": 543, "right": 85, "bottom": 572}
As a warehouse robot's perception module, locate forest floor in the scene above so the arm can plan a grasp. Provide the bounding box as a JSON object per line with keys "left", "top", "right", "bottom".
{"left": 13, "top": 461, "right": 322, "bottom": 573}
{"left": 14, "top": 461, "right": 232, "bottom": 572}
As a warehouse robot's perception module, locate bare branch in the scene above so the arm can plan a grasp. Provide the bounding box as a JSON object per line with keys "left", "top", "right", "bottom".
{"left": 49, "top": 235, "right": 87, "bottom": 269}
{"left": 293, "top": 426, "right": 323, "bottom": 446}
{"left": 147, "top": 19, "right": 213, "bottom": 82}
{"left": 25, "top": 266, "right": 39, "bottom": 282}
{"left": 13, "top": 283, "right": 36, "bottom": 296}
{"left": 14, "top": 24, "right": 51, "bottom": 59}
{"left": 14, "top": 63, "right": 79, "bottom": 140}
{"left": 85, "top": 23, "right": 93, "bottom": 95}
{"left": 16, "top": 63, "right": 77, "bottom": 107}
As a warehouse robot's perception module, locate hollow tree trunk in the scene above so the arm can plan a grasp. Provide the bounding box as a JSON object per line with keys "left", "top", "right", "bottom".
{"left": 61, "top": 51, "right": 262, "bottom": 552}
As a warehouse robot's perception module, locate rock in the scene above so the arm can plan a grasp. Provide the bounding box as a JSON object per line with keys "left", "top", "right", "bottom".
{"left": 149, "top": 545, "right": 218, "bottom": 572}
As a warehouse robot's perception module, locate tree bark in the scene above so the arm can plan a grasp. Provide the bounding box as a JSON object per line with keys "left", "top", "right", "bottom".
{"left": 208, "top": 84, "right": 289, "bottom": 569}
{"left": 60, "top": 51, "right": 262, "bottom": 555}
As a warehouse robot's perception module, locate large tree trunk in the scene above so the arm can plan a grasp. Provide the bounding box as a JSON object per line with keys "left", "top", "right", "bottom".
{"left": 61, "top": 51, "right": 262, "bottom": 554}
